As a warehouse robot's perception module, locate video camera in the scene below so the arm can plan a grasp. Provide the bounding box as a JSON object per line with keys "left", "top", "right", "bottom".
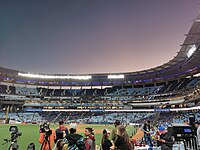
{"left": 2, "top": 126, "right": 22, "bottom": 150}
{"left": 39, "top": 123, "right": 52, "bottom": 137}
{"left": 9, "top": 126, "right": 22, "bottom": 142}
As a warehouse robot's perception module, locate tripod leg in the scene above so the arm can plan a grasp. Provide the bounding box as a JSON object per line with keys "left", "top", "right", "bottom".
{"left": 47, "top": 139, "right": 52, "bottom": 150}
{"left": 8, "top": 144, "right": 12, "bottom": 150}
{"left": 40, "top": 140, "right": 46, "bottom": 150}
{"left": 40, "top": 139, "right": 51, "bottom": 150}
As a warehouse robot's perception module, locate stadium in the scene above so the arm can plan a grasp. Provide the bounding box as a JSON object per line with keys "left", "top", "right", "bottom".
{"left": 1, "top": 2, "right": 200, "bottom": 150}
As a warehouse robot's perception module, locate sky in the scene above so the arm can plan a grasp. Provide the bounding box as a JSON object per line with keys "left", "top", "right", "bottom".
{"left": 0, "top": 0, "right": 199, "bottom": 74}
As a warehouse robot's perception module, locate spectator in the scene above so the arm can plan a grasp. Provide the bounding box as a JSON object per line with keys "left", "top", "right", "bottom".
{"left": 84, "top": 127, "right": 96, "bottom": 150}
{"left": 53, "top": 139, "right": 68, "bottom": 150}
{"left": 101, "top": 129, "right": 113, "bottom": 150}
{"left": 55, "top": 121, "right": 69, "bottom": 143}
{"left": 27, "top": 143, "right": 35, "bottom": 150}
{"left": 66, "top": 124, "right": 86, "bottom": 150}
{"left": 112, "top": 125, "right": 133, "bottom": 150}
{"left": 141, "top": 120, "right": 153, "bottom": 146}
{"left": 39, "top": 123, "right": 56, "bottom": 150}
{"left": 111, "top": 120, "right": 121, "bottom": 142}
{"left": 157, "top": 126, "right": 174, "bottom": 150}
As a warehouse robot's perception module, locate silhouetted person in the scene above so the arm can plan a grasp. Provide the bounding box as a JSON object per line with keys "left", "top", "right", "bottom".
{"left": 111, "top": 120, "right": 121, "bottom": 143}
{"left": 142, "top": 120, "right": 152, "bottom": 146}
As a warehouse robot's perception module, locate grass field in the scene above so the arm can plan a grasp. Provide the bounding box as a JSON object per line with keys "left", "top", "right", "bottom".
{"left": 0, "top": 124, "right": 137, "bottom": 150}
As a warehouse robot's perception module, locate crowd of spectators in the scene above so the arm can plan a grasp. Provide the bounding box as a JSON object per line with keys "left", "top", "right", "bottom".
{"left": 1, "top": 110, "right": 200, "bottom": 127}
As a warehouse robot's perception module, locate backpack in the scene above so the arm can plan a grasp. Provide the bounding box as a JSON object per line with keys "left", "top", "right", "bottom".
{"left": 68, "top": 137, "right": 86, "bottom": 150}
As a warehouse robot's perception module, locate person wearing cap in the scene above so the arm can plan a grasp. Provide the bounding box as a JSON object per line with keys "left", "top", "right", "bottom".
{"left": 101, "top": 129, "right": 113, "bottom": 150}
{"left": 65, "top": 123, "right": 86, "bottom": 150}
{"left": 155, "top": 126, "right": 165, "bottom": 147}
{"left": 55, "top": 121, "right": 69, "bottom": 143}
{"left": 84, "top": 127, "right": 96, "bottom": 150}
{"left": 111, "top": 120, "right": 121, "bottom": 143}
{"left": 157, "top": 126, "right": 174, "bottom": 150}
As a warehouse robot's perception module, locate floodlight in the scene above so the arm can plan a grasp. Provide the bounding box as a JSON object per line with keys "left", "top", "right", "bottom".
{"left": 108, "top": 74, "right": 124, "bottom": 79}
{"left": 187, "top": 44, "right": 197, "bottom": 58}
{"left": 18, "top": 73, "right": 92, "bottom": 80}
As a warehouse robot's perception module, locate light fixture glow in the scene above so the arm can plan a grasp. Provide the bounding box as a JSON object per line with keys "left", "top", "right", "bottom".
{"left": 187, "top": 44, "right": 197, "bottom": 58}
{"left": 18, "top": 73, "right": 92, "bottom": 80}
{"left": 108, "top": 74, "right": 124, "bottom": 79}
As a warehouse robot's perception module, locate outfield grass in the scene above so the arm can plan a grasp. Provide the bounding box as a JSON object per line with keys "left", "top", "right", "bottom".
{"left": 0, "top": 124, "right": 136, "bottom": 150}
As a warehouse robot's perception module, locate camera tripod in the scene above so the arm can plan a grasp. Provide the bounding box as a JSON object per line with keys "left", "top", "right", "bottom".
{"left": 40, "top": 135, "right": 51, "bottom": 150}
{"left": 2, "top": 139, "right": 19, "bottom": 150}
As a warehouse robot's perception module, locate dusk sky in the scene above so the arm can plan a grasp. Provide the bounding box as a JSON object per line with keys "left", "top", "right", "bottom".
{"left": 0, "top": 0, "right": 199, "bottom": 74}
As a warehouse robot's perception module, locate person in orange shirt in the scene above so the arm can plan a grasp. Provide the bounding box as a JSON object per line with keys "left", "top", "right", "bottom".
{"left": 39, "top": 123, "right": 56, "bottom": 150}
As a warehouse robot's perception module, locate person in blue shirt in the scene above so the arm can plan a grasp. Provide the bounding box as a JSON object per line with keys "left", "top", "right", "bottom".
{"left": 55, "top": 121, "right": 69, "bottom": 143}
